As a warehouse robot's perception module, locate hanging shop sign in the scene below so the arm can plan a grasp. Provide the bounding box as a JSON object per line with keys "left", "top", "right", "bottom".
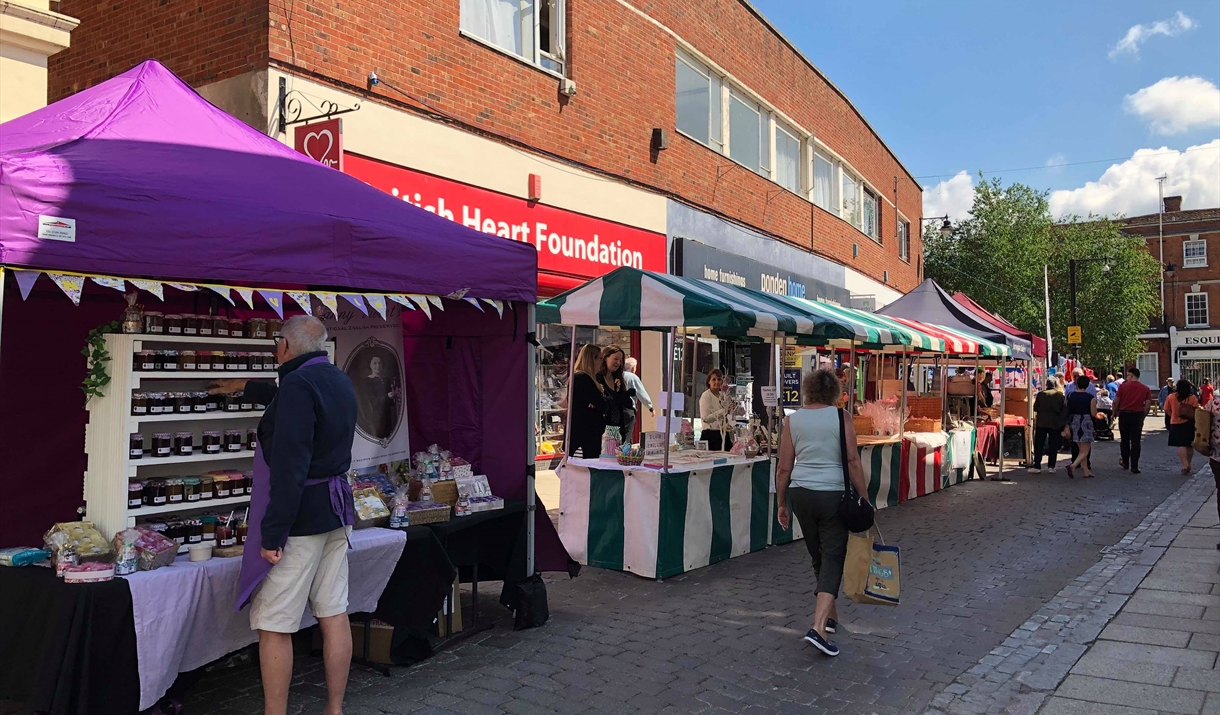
{"left": 674, "top": 238, "right": 852, "bottom": 306}
{"left": 293, "top": 118, "right": 343, "bottom": 170}
{"left": 344, "top": 154, "right": 667, "bottom": 280}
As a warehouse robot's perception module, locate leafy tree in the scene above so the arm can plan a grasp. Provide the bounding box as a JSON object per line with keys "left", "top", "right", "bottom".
{"left": 924, "top": 175, "right": 1160, "bottom": 369}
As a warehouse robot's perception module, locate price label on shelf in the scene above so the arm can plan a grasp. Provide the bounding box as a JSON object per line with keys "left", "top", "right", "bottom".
{"left": 760, "top": 386, "right": 778, "bottom": 407}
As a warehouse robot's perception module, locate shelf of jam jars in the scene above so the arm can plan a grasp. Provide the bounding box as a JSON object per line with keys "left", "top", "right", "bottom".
{"left": 131, "top": 450, "right": 255, "bottom": 468}
{"left": 132, "top": 371, "right": 273, "bottom": 380}
{"left": 133, "top": 410, "right": 264, "bottom": 424}
{"left": 131, "top": 494, "right": 252, "bottom": 517}
{"left": 131, "top": 334, "right": 275, "bottom": 347}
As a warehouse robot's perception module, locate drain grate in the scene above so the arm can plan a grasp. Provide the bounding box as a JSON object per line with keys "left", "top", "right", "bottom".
{"left": 1101, "top": 546, "right": 1144, "bottom": 556}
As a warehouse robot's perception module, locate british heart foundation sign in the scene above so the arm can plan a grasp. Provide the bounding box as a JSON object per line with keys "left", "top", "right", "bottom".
{"left": 294, "top": 118, "right": 343, "bottom": 170}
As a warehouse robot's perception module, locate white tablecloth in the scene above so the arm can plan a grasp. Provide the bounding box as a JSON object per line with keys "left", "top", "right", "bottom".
{"left": 126, "top": 527, "right": 405, "bottom": 710}
{"left": 565, "top": 453, "right": 767, "bottom": 474}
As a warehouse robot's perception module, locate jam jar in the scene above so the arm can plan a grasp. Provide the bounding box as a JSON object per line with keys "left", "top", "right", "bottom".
{"left": 201, "top": 515, "right": 217, "bottom": 541}
{"left": 198, "top": 314, "right": 214, "bottom": 336}
{"left": 183, "top": 314, "right": 198, "bottom": 336}
{"left": 268, "top": 318, "right": 284, "bottom": 338}
{"left": 224, "top": 429, "right": 243, "bottom": 453}
{"left": 205, "top": 392, "right": 220, "bottom": 412}
{"left": 224, "top": 393, "right": 241, "bottom": 412}
{"left": 228, "top": 317, "right": 244, "bottom": 339}
{"left": 179, "top": 350, "right": 196, "bottom": 371}
{"left": 162, "top": 349, "right": 179, "bottom": 371}
{"left": 173, "top": 431, "right": 193, "bottom": 456}
{"left": 131, "top": 392, "right": 148, "bottom": 416}
{"left": 231, "top": 472, "right": 250, "bottom": 497}
{"left": 239, "top": 393, "right": 253, "bottom": 411}
{"left": 236, "top": 519, "right": 248, "bottom": 546}
{"left": 134, "top": 350, "right": 155, "bottom": 371}
{"left": 152, "top": 432, "right": 172, "bottom": 458}
{"left": 186, "top": 519, "right": 203, "bottom": 544}
{"left": 144, "top": 311, "right": 164, "bottom": 334}
{"left": 215, "top": 316, "right": 229, "bottom": 337}
{"left": 213, "top": 474, "right": 231, "bottom": 498}
{"left": 128, "top": 481, "right": 144, "bottom": 509}
{"left": 167, "top": 521, "right": 186, "bottom": 545}
{"left": 224, "top": 351, "right": 240, "bottom": 371}
{"left": 129, "top": 433, "right": 145, "bottom": 460}
{"left": 174, "top": 392, "right": 192, "bottom": 414}
{"left": 247, "top": 318, "right": 268, "bottom": 339}
{"left": 245, "top": 427, "right": 258, "bottom": 451}
{"left": 166, "top": 478, "right": 184, "bottom": 503}
{"left": 155, "top": 392, "right": 172, "bottom": 415}
{"left": 192, "top": 391, "right": 208, "bottom": 412}
{"left": 209, "top": 350, "right": 224, "bottom": 371}
{"left": 183, "top": 476, "right": 201, "bottom": 502}
{"left": 145, "top": 392, "right": 162, "bottom": 415}
{"left": 202, "top": 430, "right": 222, "bottom": 454}
{"left": 151, "top": 350, "right": 164, "bottom": 371}
{"left": 200, "top": 475, "right": 215, "bottom": 500}
{"left": 164, "top": 314, "right": 183, "bottom": 335}
{"left": 238, "top": 352, "right": 251, "bottom": 371}
{"left": 250, "top": 352, "right": 264, "bottom": 372}
{"left": 215, "top": 522, "right": 236, "bottom": 547}
{"left": 145, "top": 479, "right": 167, "bottom": 506}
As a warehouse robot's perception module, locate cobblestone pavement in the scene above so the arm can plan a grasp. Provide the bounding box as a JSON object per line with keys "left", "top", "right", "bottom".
{"left": 186, "top": 428, "right": 1199, "bottom": 715}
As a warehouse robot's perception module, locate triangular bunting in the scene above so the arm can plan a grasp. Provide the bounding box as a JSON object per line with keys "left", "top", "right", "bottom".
{"left": 48, "top": 273, "right": 85, "bottom": 305}
{"left": 490, "top": 300, "right": 504, "bottom": 318}
{"left": 365, "top": 294, "right": 388, "bottom": 320}
{"left": 341, "top": 294, "right": 368, "bottom": 316}
{"left": 166, "top": 283, "right": 198, "bottom": 292}
{"left": 234, "top": 287, "right": 256, "bottom": 309}
{"left": 203, "top": 285, "right": 234, "bottom": 305}
{"left": 314, "top": 292, "right": 339, "bottom": 316}
{"left": 129, "top": 279, "right": 164, "bottom": 300}
{"left": 90, "top": 276, "right": 126, "bottom": 292}
{"left": 287, "top": 291, "right": 313, "bottom": 314}
{"left": 445, "top": 288, "right": 469, "bottom": 300}
{"left": 464, "top": 297, "right": 485, "bottom": 311}
{"left": 426, "top": 295, "right": 444, "bottom": 311}
{"left": 404, "top": 295, "right": 431, "bottom": 319}
{"left": 387, "top": 295, "right": 414, "bottom": 309}
{"left": 258, "top": 290, "right": 285, "bottom": 319}
{"left": 14, "top": 270, "right": 40, "bottom": 300}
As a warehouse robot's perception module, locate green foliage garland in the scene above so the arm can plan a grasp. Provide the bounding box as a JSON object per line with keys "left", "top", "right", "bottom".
{"left": 82, "top": 320, "right": 120, "bottom": 402}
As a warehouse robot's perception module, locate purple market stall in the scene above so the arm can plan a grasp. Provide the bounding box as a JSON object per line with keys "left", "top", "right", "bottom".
{"left": 0, "top": 61, "right": 570, "bottom": 714}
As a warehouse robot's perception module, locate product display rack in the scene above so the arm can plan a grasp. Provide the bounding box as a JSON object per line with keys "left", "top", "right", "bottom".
{"left": 84, "top": 333, "right": 274, "bottom": 539}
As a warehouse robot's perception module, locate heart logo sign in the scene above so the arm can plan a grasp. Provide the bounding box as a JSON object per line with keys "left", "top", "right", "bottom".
{"left": 293, "top": 118, "right": 342, "bottom": 169}
{"left": 303, "top": 129, "right": 333, "bottom": 163}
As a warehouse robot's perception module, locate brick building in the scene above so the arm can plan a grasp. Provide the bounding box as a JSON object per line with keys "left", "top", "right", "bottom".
{"left": 1125, "top": 196, "right": 1220, "bottom": 389}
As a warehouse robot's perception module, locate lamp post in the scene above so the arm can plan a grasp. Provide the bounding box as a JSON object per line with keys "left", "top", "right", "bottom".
{"left": 1069, "top": 257, "right": 1113, "bottom": 361}
{"left": 921, "top": 214, "right": 954, "bottom": 236}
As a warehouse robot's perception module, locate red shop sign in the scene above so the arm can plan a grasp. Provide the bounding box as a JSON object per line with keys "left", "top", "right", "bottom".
{"left": 344, "top": 154, "right": 666, "bottom": 279}
{"left": 294, "top": 118, "right": 343, "bottom": 170}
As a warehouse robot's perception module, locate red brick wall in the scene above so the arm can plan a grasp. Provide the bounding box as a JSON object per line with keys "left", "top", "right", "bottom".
{"left": 1129, "top": 222, "right": 1220, "bottom": 328}
{"left": 47, "top": 0, "right": 269, "bottom": 102}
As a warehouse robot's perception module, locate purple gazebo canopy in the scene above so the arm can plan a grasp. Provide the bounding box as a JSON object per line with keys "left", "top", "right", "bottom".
{"left": 0, "top": 60, "right": 536, "bottom": 301}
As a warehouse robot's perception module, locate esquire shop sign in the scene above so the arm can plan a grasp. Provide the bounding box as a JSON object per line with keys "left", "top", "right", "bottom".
{"left": 344, "top": 154, "right": 666, "bottom": 277}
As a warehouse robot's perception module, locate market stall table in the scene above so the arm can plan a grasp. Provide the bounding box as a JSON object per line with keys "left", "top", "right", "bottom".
{"left": 559, "top": 454, "right": 770, "bottom": 579}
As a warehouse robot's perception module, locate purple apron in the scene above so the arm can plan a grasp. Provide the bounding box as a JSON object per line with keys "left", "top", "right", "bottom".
{"left": 236, "top": 356, "right": 356, "bottom": 611}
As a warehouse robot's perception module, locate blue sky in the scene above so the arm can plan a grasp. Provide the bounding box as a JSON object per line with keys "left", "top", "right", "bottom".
{"left": 751, "top": 0, "right": 1220, "bottom": 219}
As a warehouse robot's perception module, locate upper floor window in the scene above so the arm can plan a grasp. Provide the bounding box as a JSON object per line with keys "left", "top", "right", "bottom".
{"left": 1187, "top": 292, "right": 1209, "bottom": 327}
{"left": 775, "top": 122, "right": 801, "bottom": 194}
{"left": 862, "top": 189, "right": 879, "bottom": 241}
{"left": 675, "top": 54, "right": 721, "bottom": 150}
{"left": 898, "top": 219, "right": 910, "bottom": 261}
{"left": 842, "top": 172, "right": 861, "bottom": 228}
{"left": 1184, "top": 238, "right": 1207, "bottom": 268}
{"left": 813, "top": 152, "right": 837, "bottom": 214}
{"left": 461, "top": 0, "right": 566, "bottom": 74}
{"left": 729, "top": 90, "right": 766, "bottom": 175}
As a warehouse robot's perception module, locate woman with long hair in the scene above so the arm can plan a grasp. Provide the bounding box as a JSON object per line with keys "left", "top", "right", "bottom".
{"left": 597, "top": 345, "right": 636, "bottom": 444}
{"left": 1165, "top": 378, "right": 1200, "bottom": 475}
{"left": 698, "top": 368, "right": 738, "bottom": 451}
{"left": 1062, "top": 374, "right": 1099, "bottom": 478}
{"left": 567, "top": 344, "right": 608, "bottom": 459}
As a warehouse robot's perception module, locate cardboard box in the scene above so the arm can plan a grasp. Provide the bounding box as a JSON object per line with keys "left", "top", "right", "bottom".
{"left": 312, "top": 619, "right": 395, "bottom": 665}
{"left": 436, "top": 575, "right": 463, "bottom": 637}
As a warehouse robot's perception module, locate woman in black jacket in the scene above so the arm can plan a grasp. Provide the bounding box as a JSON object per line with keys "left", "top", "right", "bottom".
{"left": 597, "top": 345, "right": 636, "bottom": 444}
{"left": 567, "top": 344, "right": 609, "bottom": 459}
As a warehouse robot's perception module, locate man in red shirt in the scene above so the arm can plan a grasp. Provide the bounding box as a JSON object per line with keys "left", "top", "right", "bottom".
{"left": 1114, "top": 368, "right": 1153, "bottom": 473}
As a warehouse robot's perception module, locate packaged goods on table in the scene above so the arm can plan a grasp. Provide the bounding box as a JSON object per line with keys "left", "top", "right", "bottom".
{"left": 353, "top": 487, "right": 390, "bottom": 528}
{"left": 0, "top": 547, "right": 50, "bottom": 567}
{"left": 44, "top": 521, "right": 112, "bottom": 566}
{"left": 63, "top": 562, "right": 116, "bottom": 583}
{"left": 112, "top": 526, "right": 178, "bottom": 571}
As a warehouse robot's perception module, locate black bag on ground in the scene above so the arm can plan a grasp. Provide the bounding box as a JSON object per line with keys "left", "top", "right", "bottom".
{"left": 500, "top": 574, "right": 549, "bottom": 630}
{"left": 836, "top": 408, "right": 875, "bottom": 533}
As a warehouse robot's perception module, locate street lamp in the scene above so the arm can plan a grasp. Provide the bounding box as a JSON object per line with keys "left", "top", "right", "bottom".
{"left": 1069, "top": 257, "right": 1114, "bottom": 360}
{"left": 921, "top": 214, "right": 953, "bottom": 236}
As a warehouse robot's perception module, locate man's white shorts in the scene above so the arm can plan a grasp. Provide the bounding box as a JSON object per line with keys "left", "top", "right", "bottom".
{"left": 249, "top": 526, "right": 351, "bottom": 633}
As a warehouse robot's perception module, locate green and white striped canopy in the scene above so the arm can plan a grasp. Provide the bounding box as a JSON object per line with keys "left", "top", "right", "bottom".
{"left": 762, "top": 294, "right": 947, "bottom": 350}
{"left": 536, "top": 267, "right": 821, "bottom": 336}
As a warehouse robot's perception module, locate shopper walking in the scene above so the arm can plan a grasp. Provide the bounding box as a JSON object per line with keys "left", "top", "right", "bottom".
{"left": 1114, "top": 367, "right": 1152, "bottom": 474}
{"left": 1062, "top": 374, "right": 1098, "bottom": 479}
{"left": 1201, "top": 378, "right": 1214, "bottom": 406}
{"left": 228, "top": 315, "right": 358, "bottom": 715}
{"left": 1105, "top": 375, "right": 1119, "bottom": 401}
{"left": 597, "top": 345, "right": 635, "bottom": 446}
{"left": 775, "top": 369, "right": 871, "bottom": 658}
{"left": 621, "top": 357, "right": 653, "bottom": 445}
{"left": 568, "top": 344, "right": 608, "bottom": 459}
{"left": 699, "top": 369, "right": 739, "bottom": 451}
{"left": 1030, "top": 377, "right": 1066, "bottom": 473}
{"left": 1165, "top": 379, "right": 1200, "bottom": 475}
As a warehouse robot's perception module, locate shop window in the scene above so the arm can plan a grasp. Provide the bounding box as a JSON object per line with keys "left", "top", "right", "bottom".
{"left": 1135, "top": 352, "right": 1158, "bottom": 389}
{"left": 728, "top": 90, "right": 762, "bottom": 174}
{"left": 898, "top": 219, "right": 910, "bottom": 262}
{"left": 842, "top": 172, "right": 861, "bottom": 228}
{"left": 461, "top": 0, "right": 566, "bottom": 74}
{"left": 862, "top": 189, "right": 879, "bottom": 241}
{"left": 813, "top": 152, "right": 837, "bottom": 214}
{"left": 775, "top": 122, "right": 801, "bottom": 194}
{"left": 1186, "top": 292, "right": 1209, "bottom": 327}
{"left": 675, "top": 54, "right": 722, "bottom": 150}
{"left": 1183, "top": 238, "right": 1207, "bottom": 268}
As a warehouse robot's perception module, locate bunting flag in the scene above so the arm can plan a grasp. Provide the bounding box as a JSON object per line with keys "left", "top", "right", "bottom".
{"left": 490, "top": 300, "right": 504, "bottom": 318}
{"left": 287, "top": 291, "right": 313, "bottom": 314}
{"left": 314, "top": 292, "right": 339, "bottom": 316}
{"left": 14, "top": 270, "right": 40, "bottom": 300}
{"left": 129, "top": 279, "right": 164, "bottom": 300}
{"left": 341, "top": 294, "right": 368, "bottom": 315}
{"left": 464, "top": 297, "right": 485, "bottom": 311}
{"left": 445, "top": 288, "right": 469, "bottom": 300}
{"left": 386, "top": 294, "right": 414, "bottom": 310}
{"left": 426, "top": 295, "right": 444, "bottom": 311}
{"left": 166, "top": 283, "right": 198, "bottom": 292}
{"left": 402, "top": 294, "right": 431, "bottom": 319}
{"left": 203, "top": 284, "right": 234, "bottom": 304}
{"left": 365, "top": 294, "right": 388, "bottom": 320}
{"left": 234, "top": 287, "right": 256, "bottom": 309}
{"left": 91, "top": 276, "right": 127, "bottom": 292}
{"left": 258, "top": 290, "right": 285, "bottom": 318}
{"left": 48, "top": 273, "right": 85, "bottom": 305}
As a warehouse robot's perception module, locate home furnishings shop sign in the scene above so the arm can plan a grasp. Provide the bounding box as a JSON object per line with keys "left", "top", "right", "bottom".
{"left": 675, "top": 238, "right": 851, "bottom": 305}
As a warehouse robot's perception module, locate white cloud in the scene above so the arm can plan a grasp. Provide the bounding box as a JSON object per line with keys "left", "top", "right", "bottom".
{"left": 1049, "top": 140, "right": 1220, "bottom": 219}
{"left": 1045, "top": 154, "right": 1068, "bottom": 168}
{"left": 1109, "top": 11, "right": 1196, "bottom": 59}
{"left": 922, "top": 171, "right": 975, "bottom": 222}
{"left": 1123, "top": 76, "right": 1220, "bottom": 135}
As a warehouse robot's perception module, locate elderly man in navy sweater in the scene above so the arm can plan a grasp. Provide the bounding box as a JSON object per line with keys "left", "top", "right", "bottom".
{"left": 215, "top": 314, "right": 357, "bottom": 715}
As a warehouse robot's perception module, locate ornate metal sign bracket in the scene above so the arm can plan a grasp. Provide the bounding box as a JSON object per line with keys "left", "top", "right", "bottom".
{"left": 278, "top": 76, "right": 361, "bottom": 133}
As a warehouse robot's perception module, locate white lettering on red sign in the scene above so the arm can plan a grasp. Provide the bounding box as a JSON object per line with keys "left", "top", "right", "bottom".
{"left": 344, "top": 154, "right": 666, "bottom": 279}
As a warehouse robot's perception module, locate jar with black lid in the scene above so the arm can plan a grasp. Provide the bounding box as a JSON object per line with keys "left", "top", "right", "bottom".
{"left": 174, "top": 392, "right": 192, "bottom": 414}
{"left": 224, "top": 429, "right": 243, "bottom": 452}
{"left": 152, "top": 432, "right": 172, "bottom": 457}
{"left": 205, "top": 392, "right": 220, "bottom": 412}
{"left": 144, "top": 311, "right": 164, "bottom": 334}
{"left": 239, "top": 393, "right": 253, "bottom": 411}
{"left": 183, "top": 314, "right": 198, "bottom": 336}
{"left": 198, "top": 314, "right": 214, "bottom": 336}
{"left": 164, "top": 314, "right": 183, "bottom": 335}
{"left": 131, "top": 392, "right": 148, "bottom": 416}
{"left": 173, "top": 431, "right": 193, "bottom": 456}
{"left": 129, "top": 433, "right": 144, "bottom": 460}
{"left": 224, "top": 393, "right": 241, "bottom": 412}
{"left": 162, "top": 349, "right": 179, "bottom": 371}
{"left": 202, "top": 430, "right": 222, "bottom": 454}
{"left": 245, "top": 427, "right": 258, "bottom": 451}
{"left": 180, "top": 350, "right": 196, "bottom": 371}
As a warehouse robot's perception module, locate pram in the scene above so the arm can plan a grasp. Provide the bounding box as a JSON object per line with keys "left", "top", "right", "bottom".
{"left": 1093, "top": 407, "right": 1115, "bottom": 441}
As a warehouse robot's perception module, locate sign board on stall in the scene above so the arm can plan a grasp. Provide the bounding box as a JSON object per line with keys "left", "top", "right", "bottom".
{"left": 655, "top": 391, "right": 685, "bottom": 412}
{"left": 782, "top": 368, "right": 802, "bottom": 407}
{"left": 1067, "top": 326, "right": 1082, "bottom": 345}
{"left": 642, "top": 431, "right": 666, "bottom": 462}
{"left": 760, "top": 386, "right": 778, "bottom": 407}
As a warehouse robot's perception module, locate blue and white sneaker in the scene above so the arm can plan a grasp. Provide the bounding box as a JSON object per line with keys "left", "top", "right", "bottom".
{"left": 826, "top": 618, "right": 838, "bottom": 634}
{"left": 804, "top": 629, "right": 839, "bottom": 656}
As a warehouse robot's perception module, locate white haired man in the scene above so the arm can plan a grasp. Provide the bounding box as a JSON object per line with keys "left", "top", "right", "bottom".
{"left": 621, "top": 357, "right": 653, "bottom": 444}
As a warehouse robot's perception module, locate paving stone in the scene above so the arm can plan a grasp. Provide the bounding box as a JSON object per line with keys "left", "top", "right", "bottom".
{"left": 1121, "top": 597, "right": 1207, "bottom": 618}
{"left": 1056, "top": 674, "right": 1208, "bottom": 714}
{"left": 1113, "top": 611, "right": 1220, "bottom": 635}
{"left": 1206, "top": 692, "right": 1220, "bottom": 715}
{"left": 1130, "top": 589, "right": 1220, "bottom": 607}
{"left": 1190, "top": 633, "right": 1220, "bottom": 651}
{"left": 1069, "top": 651, "right": 1178, "bottom": 686}
{"left": 1139, "top": 578, "right": 1216, "bottom": 593}
{"left": 1087, "top": 639, "right": 1219, "bottom": 668}
{"left": 1174, "top": 666, "right": 1220, "bottom": 693}
{"left": 1037, "top": 696, "right": 1159, "bottom": 715}
{"left": 1099, "top": 623, "right": 1194, "bottom": 647}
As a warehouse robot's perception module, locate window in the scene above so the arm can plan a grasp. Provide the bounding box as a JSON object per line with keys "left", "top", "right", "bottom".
{"left": 841, "top": 172, "right": 861, "bottom": 228}
{"left": 676, "top": 55, "right": 712, "bottom": 145}
{"left": 898, "top": 219, "right": 910, "bottom": 262}
{"left": 1187, "top": 292, "right": 1209, "bottom": 327}
{"left": 813, "top": 152, "right": 836, "bottom": 213}
{"left": 461, "top": 0, "right": 566, "bottom": 74}
{"left": 1184, "top": 239, "right": 1207, "bottom": 268}
{"left": 862, "top": 189, "right": 879, "bottom": 241}
{"left": 1135, "top": 352, "right": 1158, "bottom": 389}
{"left": 728, "top": 91, "right": 761, "bottom": 173}
{"left": 775, "top": 122, "right": 801, "bottom": 194}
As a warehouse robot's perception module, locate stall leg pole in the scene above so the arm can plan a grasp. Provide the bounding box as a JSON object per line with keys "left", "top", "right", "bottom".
{"left": 525, "top": 305, "right": 538, "bottom": 577}
{"left": 1027, "top": 363, "right": 1034, "bottom": 462}
{"left": 663, "top": 327, "right": 675, "bottom": 473}
{"left": 974, "top": 354, "right": 980, "bottom": 476}
{"left": 900, "top": 348, "right": 908, "bottom": 433}
{"left": 848, "top": 343, "right": 857, "bottom": 413}
{"left": 998, "top": 360, "right": 1007, "bottom": 480}
{"left": 564, "top": 327, "right": 578, "bottom": 458}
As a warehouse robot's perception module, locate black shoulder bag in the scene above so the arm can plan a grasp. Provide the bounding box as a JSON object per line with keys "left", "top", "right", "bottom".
{"left": 836, "top": 408, "right": 875, "bottom": 533}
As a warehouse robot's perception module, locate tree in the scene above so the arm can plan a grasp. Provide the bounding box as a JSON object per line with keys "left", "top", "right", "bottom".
{"left": 924, "top": 176, "right": 1160, "bottom": 369}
